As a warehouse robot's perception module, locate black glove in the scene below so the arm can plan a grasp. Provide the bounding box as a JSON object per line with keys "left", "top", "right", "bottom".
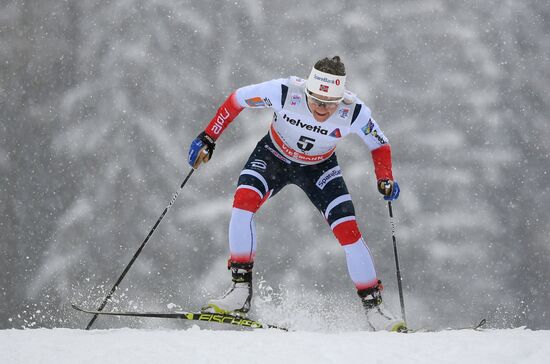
{"left": 188, "top": 131, "right": 216, "bottom": 169}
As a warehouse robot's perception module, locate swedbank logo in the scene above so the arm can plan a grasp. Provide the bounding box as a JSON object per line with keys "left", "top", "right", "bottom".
{"left": 313, "top": 74, "right": 341, "bottom": 85}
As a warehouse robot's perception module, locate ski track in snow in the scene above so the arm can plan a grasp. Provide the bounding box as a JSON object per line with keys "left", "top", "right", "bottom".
{"left": 1, "top": 327, "right": 549, "bottom": 364}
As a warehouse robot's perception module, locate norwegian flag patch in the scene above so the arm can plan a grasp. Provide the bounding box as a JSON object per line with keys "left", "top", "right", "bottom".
{"left": 319, "top": 84, "right": 329, "bottom": 92}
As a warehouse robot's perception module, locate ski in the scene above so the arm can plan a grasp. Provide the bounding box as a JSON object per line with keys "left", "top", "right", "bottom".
{"left": 405, "top": 318, "right": 487, "bottom": 333}
{"left": 72, "top": 304, "right": 288, "bottom": 331}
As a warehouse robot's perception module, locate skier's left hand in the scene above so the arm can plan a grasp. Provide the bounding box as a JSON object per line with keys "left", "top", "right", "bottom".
{"left": 377, "top": 179, "right": 400, "bottom": 201}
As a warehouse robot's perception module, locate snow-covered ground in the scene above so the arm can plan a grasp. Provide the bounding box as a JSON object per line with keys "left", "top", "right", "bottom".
{"left": 2, "top": 326, "right": 548, "bottom": 364}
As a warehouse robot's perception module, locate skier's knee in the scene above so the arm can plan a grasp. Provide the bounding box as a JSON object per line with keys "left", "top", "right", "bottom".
{"left": 233, "top": 186, "right": 269, "bottom": 212}
{"left": 332, "top": 218, "right": 362, "bottom": 246}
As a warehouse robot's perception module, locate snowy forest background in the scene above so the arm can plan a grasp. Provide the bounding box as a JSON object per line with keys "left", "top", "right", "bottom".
{"left": 1, "top": 0, "right": 549, "bottom": 331}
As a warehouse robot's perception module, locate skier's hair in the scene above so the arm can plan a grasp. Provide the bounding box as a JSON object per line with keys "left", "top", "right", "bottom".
{"left": 313, "top": 56, "right": 346, "bottom": 76}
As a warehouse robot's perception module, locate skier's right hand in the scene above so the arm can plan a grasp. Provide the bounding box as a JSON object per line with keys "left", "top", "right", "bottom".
{"left": 188, "top": 131, "right": 216, "bottom": 169}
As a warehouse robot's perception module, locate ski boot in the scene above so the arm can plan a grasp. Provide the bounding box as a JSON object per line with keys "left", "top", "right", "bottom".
{"left": 358, "top": 280, "right": 407, "bottom": 332}
{"left": 204, "top": 262, "right": 253, "bottom": 316}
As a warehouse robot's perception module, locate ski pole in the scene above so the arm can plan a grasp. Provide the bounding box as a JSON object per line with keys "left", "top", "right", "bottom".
{"left": 85, "top": 168, "right": 195, "bottom": 330}
{"left": 387, "top": 200, "right": 407, "bottom": 325}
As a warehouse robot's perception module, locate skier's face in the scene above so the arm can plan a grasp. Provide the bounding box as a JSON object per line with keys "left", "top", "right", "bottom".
{"left": 306, "top": 91, "right": 340, "bottom": 122}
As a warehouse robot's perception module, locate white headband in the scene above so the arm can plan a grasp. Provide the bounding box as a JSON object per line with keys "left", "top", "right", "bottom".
{"left": 306, "top": 68, "right": 346, "bottom": 100}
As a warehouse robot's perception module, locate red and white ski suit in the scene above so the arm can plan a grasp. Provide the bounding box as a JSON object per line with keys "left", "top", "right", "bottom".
{"left": 202, "top": 76, "right": 394, "bottom": 291}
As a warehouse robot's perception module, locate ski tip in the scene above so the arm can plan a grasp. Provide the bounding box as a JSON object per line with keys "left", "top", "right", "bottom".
{"left": 71, "top": 303, "right": 90, "bottom": 313}
{"left": 391, "top": 321, "right": 408, "bottom": 333}
{"left": 475, "top": 318, "right": 487, "bottom": 330}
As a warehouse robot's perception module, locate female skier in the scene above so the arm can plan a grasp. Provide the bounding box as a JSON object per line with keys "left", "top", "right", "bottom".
{"left": 188, "top": 56, "right": 404, "bottom": 331}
